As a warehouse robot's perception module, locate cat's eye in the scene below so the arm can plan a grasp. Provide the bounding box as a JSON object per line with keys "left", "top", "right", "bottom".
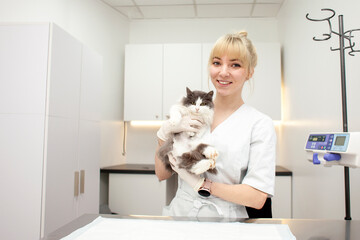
{"left": 200, "top": 103, "right": 206, "bottom": 106}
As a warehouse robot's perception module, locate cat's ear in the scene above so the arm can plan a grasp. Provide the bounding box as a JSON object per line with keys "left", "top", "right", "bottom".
{"left": 186, "top": 87, "right": 192, "bottom": 96}
{"left": 208, "top": 90, "right": 214, "bottom": 98}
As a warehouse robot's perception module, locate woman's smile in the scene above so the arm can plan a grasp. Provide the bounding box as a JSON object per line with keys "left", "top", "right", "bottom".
{"left": 217, "top": 80, "right": 232, "bottom": 86}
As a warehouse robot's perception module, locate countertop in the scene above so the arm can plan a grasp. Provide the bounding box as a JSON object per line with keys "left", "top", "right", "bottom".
{"left": 101, "top": 164, "right": 292, "bottom": 176}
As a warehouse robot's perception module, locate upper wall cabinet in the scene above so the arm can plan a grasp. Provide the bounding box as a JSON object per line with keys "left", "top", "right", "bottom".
{"left": 162, "top": 44, "right": 202, "bottom": 119}
{"left": 124, "top": 44, "right": 163, "bottom": 121}
{"left": 124, "top": 44, "right": 202, "bottom": 121}
{"left": 124, "top": 42, "right": 281, "bottom": 121}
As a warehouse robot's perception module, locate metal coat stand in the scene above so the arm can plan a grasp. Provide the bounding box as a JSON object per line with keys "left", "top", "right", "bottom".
{"left": 306, "top": 8, "right": 360, "bottom": 221}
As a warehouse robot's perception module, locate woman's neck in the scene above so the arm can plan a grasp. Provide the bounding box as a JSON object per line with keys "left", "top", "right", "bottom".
{"left": 214, "top": 94, "right": 244, "bottom": 113}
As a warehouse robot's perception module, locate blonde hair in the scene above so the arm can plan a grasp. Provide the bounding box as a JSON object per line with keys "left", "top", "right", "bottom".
{"left": 208, "top": 31, "right": 257, "bottom": 75}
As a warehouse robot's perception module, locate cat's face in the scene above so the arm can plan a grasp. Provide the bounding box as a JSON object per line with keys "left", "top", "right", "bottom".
{"left": 182, "top": 88, "right": 214, "bottom": 115}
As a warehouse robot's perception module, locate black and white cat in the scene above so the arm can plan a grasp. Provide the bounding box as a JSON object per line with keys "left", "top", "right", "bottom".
{"left": 158, "top": 87, "right": 218, "bottom": 175}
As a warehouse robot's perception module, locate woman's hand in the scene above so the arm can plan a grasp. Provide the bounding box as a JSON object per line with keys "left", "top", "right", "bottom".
{"left": 168, "top": 153, "right": 204, "bottom": 192}
{"left": 157, "top": 116, "right": 203, "bottom": 141}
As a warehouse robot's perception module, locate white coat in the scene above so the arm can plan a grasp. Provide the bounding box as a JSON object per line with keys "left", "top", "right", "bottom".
{"left": 163, "top": 104, "right": 277, "bottom": 218}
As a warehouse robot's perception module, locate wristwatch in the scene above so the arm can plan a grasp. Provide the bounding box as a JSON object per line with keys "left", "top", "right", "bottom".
{"left": 198, "top": 178, "right": 212, "bottom": 197}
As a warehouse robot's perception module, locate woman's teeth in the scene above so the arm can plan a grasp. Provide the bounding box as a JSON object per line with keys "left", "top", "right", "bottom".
{"left": 218, "top": 80, "right": 231, "bottom": 85}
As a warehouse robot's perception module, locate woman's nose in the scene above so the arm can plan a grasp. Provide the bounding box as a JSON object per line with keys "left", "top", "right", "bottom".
{"left": 219, "top": 65, "right": 229, "bottom": 77}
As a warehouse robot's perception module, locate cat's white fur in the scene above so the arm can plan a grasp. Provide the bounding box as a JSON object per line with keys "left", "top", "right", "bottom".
{"left": 168, "top": 97, "right": 218, "bottom": 175}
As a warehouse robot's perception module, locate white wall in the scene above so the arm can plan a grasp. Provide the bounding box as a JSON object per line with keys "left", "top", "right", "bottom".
{"left": 278, "top": 0, "right": 360, "bottom": 219}
{"left": 129, "top": 18, "right": 279, "bottom": 43}
{"left": 125, "top": 18, "right": 280, "bottom": 165}
{"left": 0, "top": 0, "right": 129, "bottom": 168}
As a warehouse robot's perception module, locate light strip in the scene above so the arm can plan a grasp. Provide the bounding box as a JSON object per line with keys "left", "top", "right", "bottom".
{"left": 130, "top": 120, "right": 164, "bottom": 127}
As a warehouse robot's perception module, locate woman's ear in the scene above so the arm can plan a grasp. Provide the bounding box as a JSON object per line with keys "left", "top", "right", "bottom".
{"left": 247, "top": 68, "right": 254, "bottom": 80}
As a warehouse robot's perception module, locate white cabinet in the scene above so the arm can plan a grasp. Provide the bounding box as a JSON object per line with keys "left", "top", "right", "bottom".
{"left": 124, "top": 44, "right": 163, "bottom": 121}
{"left": 162, "top": 44, "right": 202, "bottom": 118}
{"left": 273, "top": 175, "right": 292, "bottom": 218}
{"left": 109, "top": 174, "right": 167, "bottom": 215}
{"left": 0, "top": 23, "right": 102, "bottom": 239}
{"left": 124, "top": 44, "right": 202, "bottom": 121}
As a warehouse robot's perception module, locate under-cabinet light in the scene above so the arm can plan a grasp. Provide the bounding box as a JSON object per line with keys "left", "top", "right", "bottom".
{"left": 130, "top": 121, "right": 163, "bottom": 127}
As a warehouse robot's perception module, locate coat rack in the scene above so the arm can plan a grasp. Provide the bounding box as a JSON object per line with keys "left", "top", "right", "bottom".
{"left": 305, "top": 8, "right": 360, "bottom": 221}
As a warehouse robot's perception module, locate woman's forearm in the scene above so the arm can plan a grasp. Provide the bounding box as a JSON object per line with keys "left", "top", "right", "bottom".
{"left": 211, "top": 182, "right": 267, "bottom": 209}
{"left": 155, "top": 138, "right": 173, "bottom": 181}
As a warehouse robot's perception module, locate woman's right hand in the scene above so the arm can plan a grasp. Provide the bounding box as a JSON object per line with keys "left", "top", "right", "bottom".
{"left": 157, "top": 115, "right": 203, "bottom": 141}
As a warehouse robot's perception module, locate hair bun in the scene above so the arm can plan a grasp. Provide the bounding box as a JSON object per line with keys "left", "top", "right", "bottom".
{"left": 236, "top": 31, "right": 248, "bottom": 37}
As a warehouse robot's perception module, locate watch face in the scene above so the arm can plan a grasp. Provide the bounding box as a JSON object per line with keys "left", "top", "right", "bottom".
{"left": 198, "top": 189, "right": 211, "bottom": 197}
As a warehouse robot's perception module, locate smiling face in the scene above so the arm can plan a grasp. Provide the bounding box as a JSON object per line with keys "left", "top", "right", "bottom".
{"left": 208, "top": 32, "right": 257, "bottom": 100}
{"left": 209, "top": 55, "right": 251, "bottom": 98}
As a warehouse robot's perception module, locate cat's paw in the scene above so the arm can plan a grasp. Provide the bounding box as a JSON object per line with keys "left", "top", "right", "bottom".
{"left": 209, "top": 159, "right": 216, "bottom": 169}
{"left": 203, "top": 146, "right": 219, "bottom": 160}
{"left": 189, "top": 159, "right": 212, "bottom": 175}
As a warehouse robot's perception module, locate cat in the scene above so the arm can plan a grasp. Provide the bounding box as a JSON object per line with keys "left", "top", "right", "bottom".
{"left": 157, "top": 87, "right": 218, "bottom": 175}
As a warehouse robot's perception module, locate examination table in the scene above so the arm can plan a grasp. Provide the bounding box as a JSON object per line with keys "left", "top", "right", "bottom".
{"left": 43, "top": 214, "right": 360, "bottom": 240}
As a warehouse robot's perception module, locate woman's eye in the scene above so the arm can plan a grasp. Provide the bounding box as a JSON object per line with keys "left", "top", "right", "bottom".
{"left": 212, "top": 61, "right": 221, "bottom": 66}
{"left": 231, "top": 63, "right": 241, "bottom": 68}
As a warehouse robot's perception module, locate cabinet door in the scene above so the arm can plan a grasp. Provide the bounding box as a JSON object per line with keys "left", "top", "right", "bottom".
{"left": 43, "top": 24, "right": 83, "bottom": 237}
{"left": 48, "top": 24, "right": 82, "bottom": 119}
{"left": 77, "top": 120, "right": 100, "bottom": 216}
{"left": 272, "top": 176, "right": 292, "bottom": 218}
{"left": 124, "top": 44, "right": 163, "bottom": 121}
{"left": 44, "top": 117, "right": 80, "bottom": 236}
{"left": 0, "top": 24, "right": 49, "bottom": 115}
{"left": 0, "top": 24, "right": 49, "bottom": 240}
{"left": 79, "top": 45, "right": 102, "bottom": 122}
{"left": 77, "top": 45, "right": 102, "bottom": 217}
{"left": 163, "top": 44, "right": 202, "bottom": 119}
{"left": 0, "top": 115, "right": 45, "bottom": 240}
{"left": 109, "top": 174, "right": 167, "bottom": 215}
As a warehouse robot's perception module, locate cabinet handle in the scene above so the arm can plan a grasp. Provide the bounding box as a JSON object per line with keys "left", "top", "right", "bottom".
{"left": 74, "top": 171, "right": 79, "bottom": 197}
{"left": 80, "top": 170, "right": 85, "bottom": 194}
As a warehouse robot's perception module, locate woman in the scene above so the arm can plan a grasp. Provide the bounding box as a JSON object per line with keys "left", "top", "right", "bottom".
{"left": 155, "top": 31, "right": 276, "bottom": 218}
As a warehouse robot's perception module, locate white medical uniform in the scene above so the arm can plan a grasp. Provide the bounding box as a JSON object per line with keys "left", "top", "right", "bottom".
{"left": 163, "top": 104, "right": 277, "bottom": 218}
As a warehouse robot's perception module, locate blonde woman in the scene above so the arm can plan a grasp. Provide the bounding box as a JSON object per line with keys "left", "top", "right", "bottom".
{"left": 155, "top": 31, "right": 276, "bottom": 218}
